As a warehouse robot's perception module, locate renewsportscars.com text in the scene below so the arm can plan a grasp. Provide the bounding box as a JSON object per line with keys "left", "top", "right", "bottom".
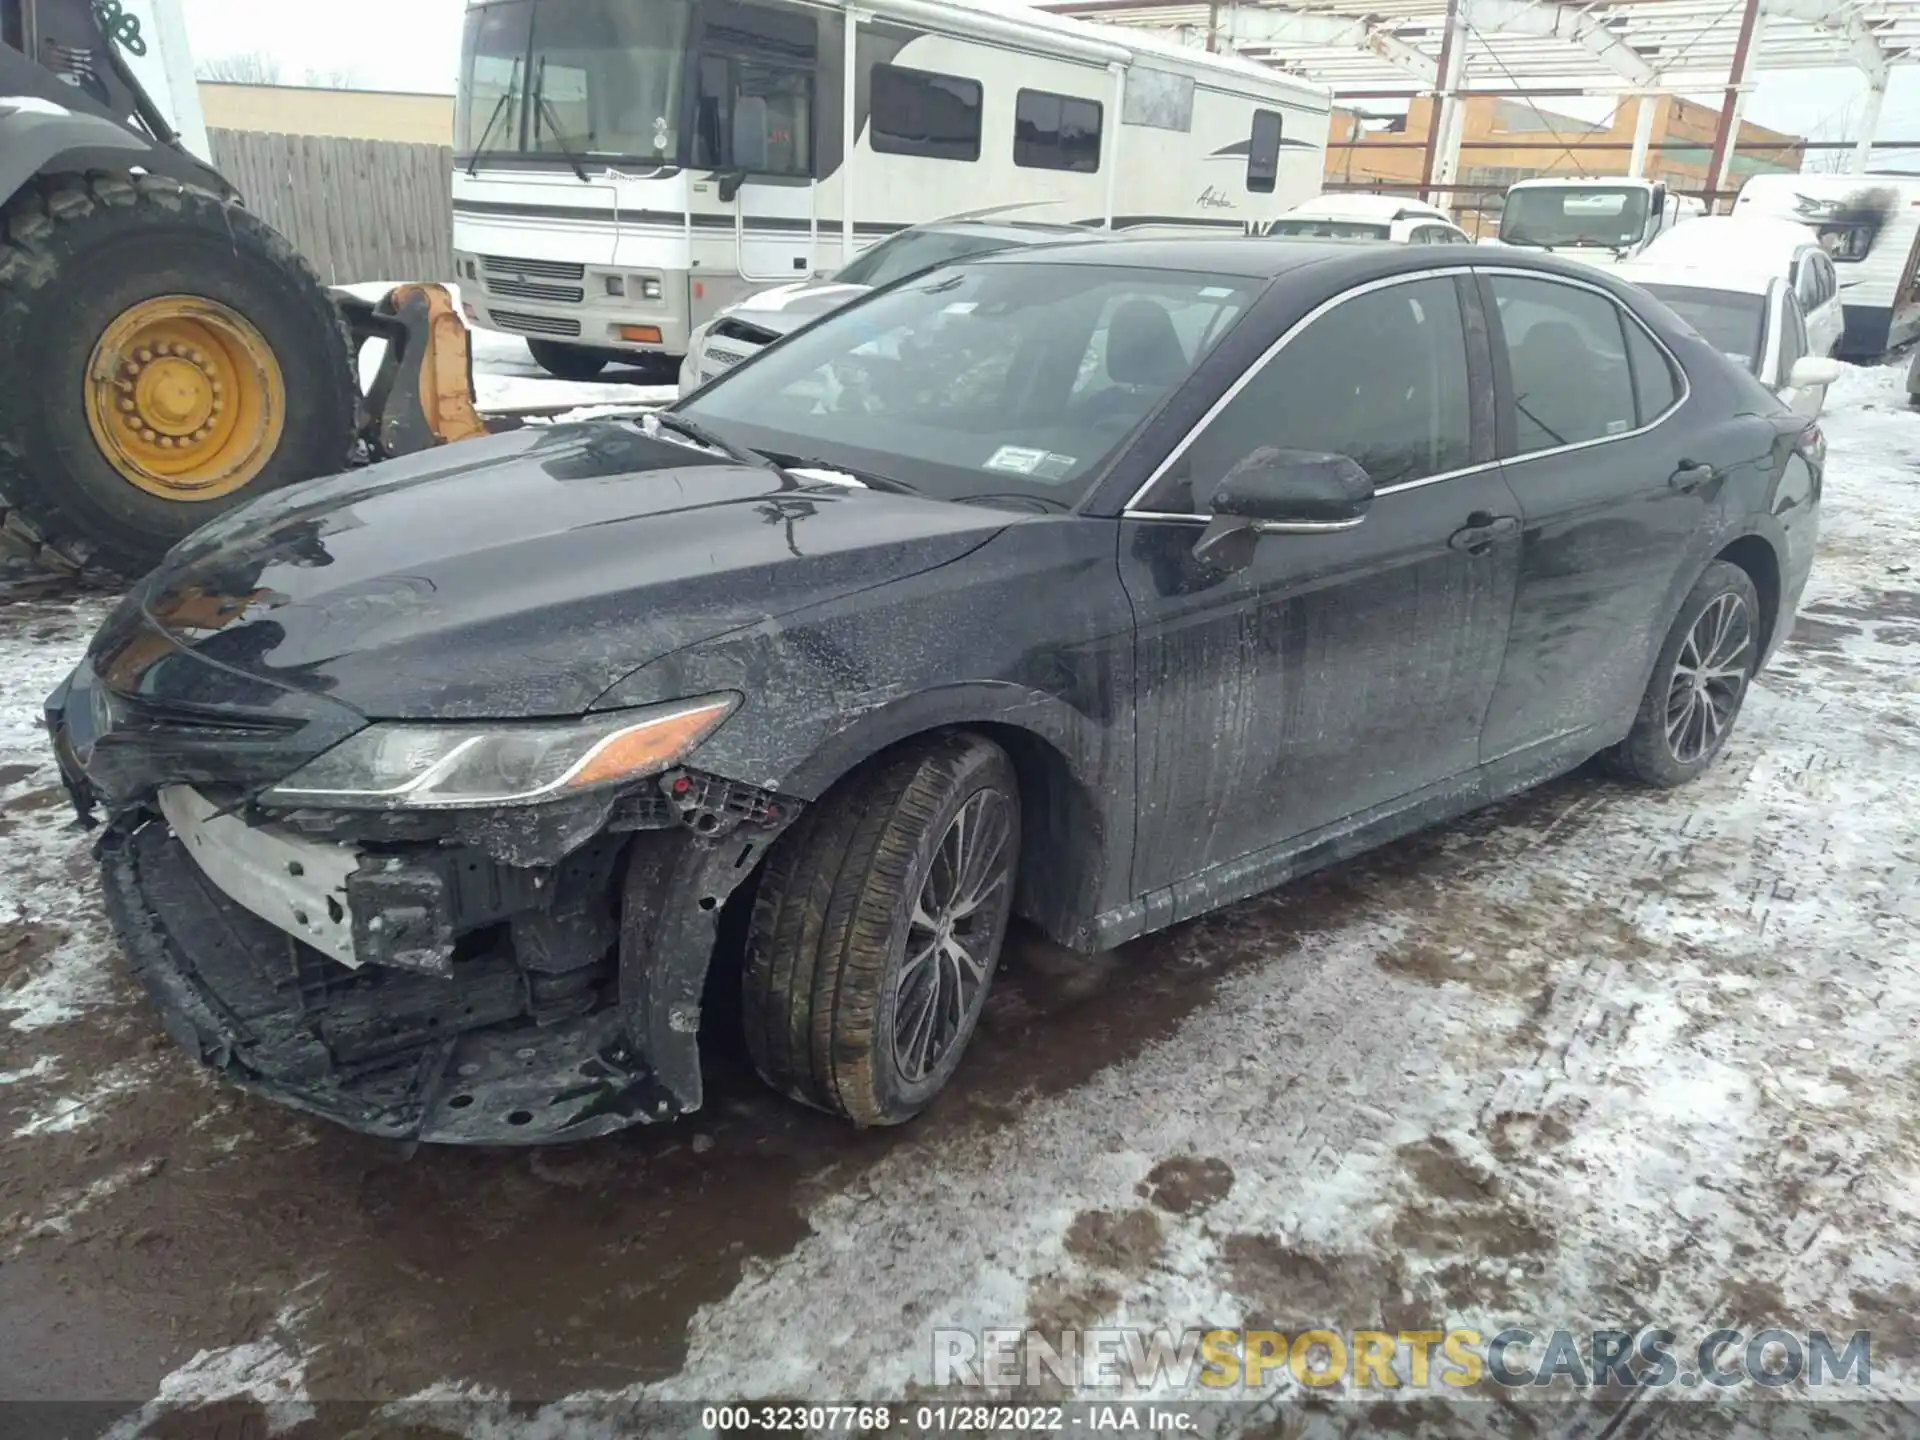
{"left": 932, "top": 1326, "right": 1873, "bottom": 1391}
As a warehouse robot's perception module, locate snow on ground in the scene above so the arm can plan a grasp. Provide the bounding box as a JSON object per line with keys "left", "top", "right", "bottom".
{"left": 1, "top": 366, "right": 1916, "bottom": 1431}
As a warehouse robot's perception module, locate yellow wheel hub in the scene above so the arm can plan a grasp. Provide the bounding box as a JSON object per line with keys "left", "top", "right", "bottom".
{"left": 83, "top": 296, "right": 286, "bottom": 502}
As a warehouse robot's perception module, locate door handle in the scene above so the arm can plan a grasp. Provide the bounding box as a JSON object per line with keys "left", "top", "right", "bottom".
{"left": 1448, "top": 513, "right": 1521, "bottom": 553}
{"left": 1671, "top": 460, "right": 1719, "bottom": 493}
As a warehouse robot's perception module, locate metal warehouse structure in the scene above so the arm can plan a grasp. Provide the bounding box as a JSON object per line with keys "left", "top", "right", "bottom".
{"left": 1040, "top": 0, "right": 1920, "bottom": 202}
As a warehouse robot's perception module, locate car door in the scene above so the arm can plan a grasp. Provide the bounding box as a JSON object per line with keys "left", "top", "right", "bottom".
{"left": 1475, "top": 268, "right": 1706, "bottom": 774}
{"left": 1118, "top": 271, "right": 1524, "bottom": 895}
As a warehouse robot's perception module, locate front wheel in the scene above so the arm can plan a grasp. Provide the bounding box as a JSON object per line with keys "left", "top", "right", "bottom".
{"left": 1607, "top": 560, "right": 1762, "bottom": 787}
{"left": 743, "top": 734, "right": 1020, "bottom": 1125}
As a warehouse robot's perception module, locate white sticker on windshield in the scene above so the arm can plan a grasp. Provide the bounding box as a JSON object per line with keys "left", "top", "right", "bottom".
{"left": 1199, "top": 287, "right": 1235, "bottom": 298}
{"left": 985, "top": 446, "right": 1077, "bottom": 479}
{"left": 985, "top": 446, "right": 1049, "bottom": 475}
{"left": 943, "top": 301, "right": 979, "bottom": 315}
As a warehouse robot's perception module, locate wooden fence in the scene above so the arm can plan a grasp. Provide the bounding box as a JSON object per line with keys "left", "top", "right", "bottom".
{"left": 206, "top": 129, "right": 455, "bottom": 286}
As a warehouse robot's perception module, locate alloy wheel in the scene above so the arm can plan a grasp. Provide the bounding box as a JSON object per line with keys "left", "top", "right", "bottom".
{"left": 1666, "top": 593, "right": 1753, "bottom": 765}
{"left": 891, "top": 790, "right": 1015, "bottom": 1084}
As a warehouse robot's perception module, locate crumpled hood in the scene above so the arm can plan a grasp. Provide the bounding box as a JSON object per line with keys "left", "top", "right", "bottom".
{"left": 116, "top": 423, "right": 1006, "bottom": 719}
{"left": 722, "top": 280, "right": 872, "bottom": 338}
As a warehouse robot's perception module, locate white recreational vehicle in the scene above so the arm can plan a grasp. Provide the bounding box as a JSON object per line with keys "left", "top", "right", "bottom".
{"left": 451, "top": 0, "right": 1331, "bottom": 378}
{"left": 1733, "top": 173, "right": 1920, "bottom": 360}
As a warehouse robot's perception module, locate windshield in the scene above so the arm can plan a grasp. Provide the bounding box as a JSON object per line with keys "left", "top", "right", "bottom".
{"left": 458, "top": 0, "right": 694, "bottom": 162}
{"left": 1501, "top": 187, "right": 1652, "bottom": 249}
{"left": 1267, "top": 220, "right": 1391, "bottom": 240}
{"left": 836, "top": 231, "right": 1042, "bottom": 288}
{"left": 1641, "top": 285, "right": 1768, "bottom": 374}
{"left": 681, "top": 263, "right": 1259, "bottom": 504}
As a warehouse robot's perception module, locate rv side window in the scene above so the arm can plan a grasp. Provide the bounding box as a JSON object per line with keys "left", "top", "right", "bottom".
{"left": 1248, "top": 110, "right": 1283, "bottom": 194}
{"left": 1818, "top": 225, "right": 1873, "bottom": 263}
{"left": 1015, "top": 89, "right": 1103, "bottom": 174}
{"left": 870, "top": 64, "right": 983, "bottom": 163}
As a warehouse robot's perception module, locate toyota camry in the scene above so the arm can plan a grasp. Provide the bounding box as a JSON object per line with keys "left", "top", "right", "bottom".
{"left": 48, "top": 239, "right": 1821, "bottom": 1144}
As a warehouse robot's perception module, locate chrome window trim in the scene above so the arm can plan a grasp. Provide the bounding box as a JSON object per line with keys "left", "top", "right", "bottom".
{"left": 1476, "top": 265, "right": 1690, "bottom": 468}
{"left": 1123, "top": 266, "right": 1473, "bottom": 515}
{"left": 1123, "top": 263, "right": 1691, "bottom": 522}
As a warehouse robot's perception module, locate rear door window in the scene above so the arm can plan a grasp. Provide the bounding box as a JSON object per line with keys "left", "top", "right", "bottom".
{"left": 1489, "top": 275, "right": 1638, "bottom": 454}
{"left": 1623, "top": 317, "right": 1680, "bottom": 425}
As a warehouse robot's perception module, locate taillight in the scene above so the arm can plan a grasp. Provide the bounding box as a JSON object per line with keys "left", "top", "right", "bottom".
{"left": 1797, "top": 421, "right": 1826, "bottom": 467}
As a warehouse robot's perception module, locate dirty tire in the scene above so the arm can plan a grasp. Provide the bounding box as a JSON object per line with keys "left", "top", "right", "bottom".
{"left": 0, "top": 171, "right": 355, "bottom": 580}
{"left": 744, "top": 733, "right": 1020, "bottom": 1126}
{"left": 1606, "top": 559, "right": 1762, "bottom": 788}
{"left": 528, "top": 339, "right": 609, "bottom": 381}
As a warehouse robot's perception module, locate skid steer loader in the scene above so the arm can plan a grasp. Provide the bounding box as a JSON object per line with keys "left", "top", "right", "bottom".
{"left": 1, "top": 0, "right": 487, "bottom": 581}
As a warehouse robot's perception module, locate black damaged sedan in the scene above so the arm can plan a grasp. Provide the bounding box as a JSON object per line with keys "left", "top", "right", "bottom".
{"left": 48, "top": 240, "right": 1821, "bottom": 1143}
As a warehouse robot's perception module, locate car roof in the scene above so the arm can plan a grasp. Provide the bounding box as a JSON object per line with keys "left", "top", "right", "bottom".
{"left": 963, "top": 235, "right": 1612, "bottom": 283}
{"left": 1637, "top": 215, "right": 1819, "bottom": 269}
{"left": 1616, "top": 261, "right": 1777, "bottom": 297}
{"left": 1284, "top": 194, "right": 1453, "bottom": 224}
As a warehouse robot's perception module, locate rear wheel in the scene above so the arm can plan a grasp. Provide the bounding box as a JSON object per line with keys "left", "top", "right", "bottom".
{"left": 0, "top": 172, "right": 355, "bottom": 580}
{"left": 527, "top": 339, "right": 609, "bottom": 381}
{"left": 743, "top": 734, "right": 1020, "bottom": 1125}
{"left": 1607, "top": 560, "right": 1761, "bottom": 788}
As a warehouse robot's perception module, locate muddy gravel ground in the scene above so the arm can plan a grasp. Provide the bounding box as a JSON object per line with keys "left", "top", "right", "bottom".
{"left": 1, "top": 368, "right": 1918, "bottom": 1438}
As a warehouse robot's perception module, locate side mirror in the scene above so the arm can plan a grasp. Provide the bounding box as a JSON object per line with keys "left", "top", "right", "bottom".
{"left": 1788, "top": 356, "right": 1842, "bottom": 389}
{"left": 1193, "top": 447, "right": 1374, "bottom": 570}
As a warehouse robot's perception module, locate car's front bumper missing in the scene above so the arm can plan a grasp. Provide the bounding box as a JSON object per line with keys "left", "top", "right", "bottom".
{"left": 101, "top": 821, "right": 684, "bottom": 1144}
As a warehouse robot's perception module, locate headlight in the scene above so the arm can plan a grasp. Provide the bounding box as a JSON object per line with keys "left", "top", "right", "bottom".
{"left": 260, "top": 696, "right": 736, "bottom": 810}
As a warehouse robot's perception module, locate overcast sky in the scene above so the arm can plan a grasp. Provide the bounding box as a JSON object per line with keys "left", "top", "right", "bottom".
{"left": 176, "top": 0, "right": 1920, "bottom": 165}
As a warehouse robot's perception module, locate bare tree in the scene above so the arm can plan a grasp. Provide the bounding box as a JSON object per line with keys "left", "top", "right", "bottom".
{"left": 195, "top": 51, "right": 283, "bottom": 85}
{"left": 297, "top": 65, "right": 365, "bottom": 89}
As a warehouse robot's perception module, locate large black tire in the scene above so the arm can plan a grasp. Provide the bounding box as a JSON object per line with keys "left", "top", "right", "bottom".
{"left": 743, "top": 734, "right": 1021, "bottom": 1126}
{"left": 1606, "top": 560, "right": 1762, "bottom": 788}
{"left": 0, "top": 171, "right": 356, "bottom": 580}
{"left": 527, "top": 339, "right": 609, "bottom": 381}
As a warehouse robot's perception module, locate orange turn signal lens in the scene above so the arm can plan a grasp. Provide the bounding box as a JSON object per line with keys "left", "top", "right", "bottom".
{"left": 568, "top": 699, "right": 735, "bottom": 789}
{"left": 618, "top": 324, "right": 664, "bottom": 344}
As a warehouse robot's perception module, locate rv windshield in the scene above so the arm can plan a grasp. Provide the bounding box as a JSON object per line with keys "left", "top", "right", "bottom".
{"left": 1501, "top": 187, "right": 1652, "bottom": 250}
{"left": 457, "top": 0, "right": 695, "bottom": 163}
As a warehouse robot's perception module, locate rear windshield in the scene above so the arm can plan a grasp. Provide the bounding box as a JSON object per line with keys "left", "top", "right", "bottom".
{"left": 1267, "top": 219, "right": 1392, "bottom": 240}
{"left": 1642, "top": 284, "right": 1767, "bottom": 374}
{"left": 680, "top": 262, "right": 1259, "bottom": 504}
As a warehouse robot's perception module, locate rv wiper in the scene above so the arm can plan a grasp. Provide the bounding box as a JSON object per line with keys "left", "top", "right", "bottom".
{"left": 467, "top": 66, "right": 521, "bottom": 177}
{"left": 531, "top": 58, "right": 590, "bottom": 182}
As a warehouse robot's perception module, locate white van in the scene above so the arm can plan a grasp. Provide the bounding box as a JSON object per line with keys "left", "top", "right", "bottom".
{"left": 1734, "top": 173, "right": 1920, "bottom": 359}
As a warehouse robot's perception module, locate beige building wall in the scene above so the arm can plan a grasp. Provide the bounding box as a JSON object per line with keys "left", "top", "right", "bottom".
{"left": 198, "top": 82, "right": 454, "bottom": 146}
